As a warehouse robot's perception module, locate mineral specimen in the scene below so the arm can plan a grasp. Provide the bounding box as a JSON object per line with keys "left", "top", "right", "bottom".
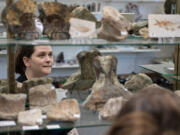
{"left": 72, "top": 6, "right": 101, "bottom": 28}
{"left": 38, "top": 2, "right": 72, "bottom": 39}
{"left": 0, "top": 93, "right": 26, "bottom": 120}
{"left": 1, "top": 0, "right": 42, "bottom": 40}
{"left": 62, "top": 50, "right": 101, "bottom": 90}
{"left": 47, "top": 98, "right": 80, "bottom": 121}
{"left": 29, "top": 83, "right": 57, "bottom": 110}
{"left": 18, "top": 109, "right": 42, "bottom": 126}
{"left": 98, "top": 6, "right": 131, "bottom": 41}
{"left": 100, "top": 97, "right": 127, "bottom": 120}
{"left": 124, "top": 73, "right": 153, "bottom": 92}
{"left": 69, "top": 18, "right": 96, "bottom": 38}
{"left": 83, "top": 55, "right": 131, "bottom": 111}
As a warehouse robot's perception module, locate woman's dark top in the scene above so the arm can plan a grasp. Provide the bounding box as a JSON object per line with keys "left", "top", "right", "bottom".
{"left": 16, "top": 74, "right": 27, "bottom": 83}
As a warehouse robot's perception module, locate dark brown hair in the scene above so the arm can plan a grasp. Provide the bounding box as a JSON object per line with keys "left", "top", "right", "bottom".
{"left": 107, "top": 112, "right": 160, "bottom": 135}
{"left": 117, "top": 86, "right": 180, "bottom": 133}
{"left": 15, "top": 46, "right": 35, "bottom": 74}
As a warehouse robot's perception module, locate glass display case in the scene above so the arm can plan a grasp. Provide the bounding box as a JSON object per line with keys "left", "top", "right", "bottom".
{"left": 0, "top": 0, "right": 180, "bottom": 134}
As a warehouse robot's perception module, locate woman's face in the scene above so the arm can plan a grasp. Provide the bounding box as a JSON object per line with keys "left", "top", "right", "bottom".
{"left": 24, "top": 45, "right": 53, "bottom": 78}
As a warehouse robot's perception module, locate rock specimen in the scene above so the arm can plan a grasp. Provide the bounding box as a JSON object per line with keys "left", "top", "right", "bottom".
{"left": 18, "top": 109, "right": 42, "bottom": 126}
{"left": 1, "top": 0, "right": 42, "bottom": 40}
{"left": 22, "top": 77, "right": 53, "bottom": 93}
{"left": 67, "top": 128, "right": 79, "bottom": 135}
{"left": 130, "top": 21, "right": 148, "bottom": 35}
{"left": 69, "top": 18, "right": 96, "bottom": 38}
{"left": 98, "top": 6, "right": 131, "bottom": 41}
{"left": 29, "top": 83, "right": 57, "bottom": 112}
{"left": 124, "top": 73, "right": 153, "bottom": 92}
{"left": 38, "top": 2, "right": 72, "bottom": 39}
{"left": 100, "top": 97, "right": 126, "bottom": 120}
{"left": 0, "top": 93, "right": 26, "bottom": 120}
{"left": 174, "top": 90, "right": 180, "bottom": 97}
{"left": 139, "top": 27, "right": 149, "bottom": 39}
{"left": 47, "top": 98, "right": 80, "bottom": 121}
{"left": 62, "top": 50, "right": 101, "bottom": 90}
{"left": 72, "top": 6, "right": 101, "bottom": 28}
{"left": 83, "top": 55, "right": 131, "bottom": 111}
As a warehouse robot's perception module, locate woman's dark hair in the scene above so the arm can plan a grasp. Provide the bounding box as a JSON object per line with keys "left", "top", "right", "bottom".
{"left": 15, "top": 46, "right": 35, "bottom": 74}
{"left": 107, "top": 112, "right": 160, "bottom": 135}
{"left": 117, "top": 86, "right": 180, "bottom": 133}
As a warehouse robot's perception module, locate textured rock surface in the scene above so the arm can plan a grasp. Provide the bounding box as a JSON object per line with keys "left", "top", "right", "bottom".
{"left": 62, "top": 50, "right": 101, "bottom": 90}
{"left": 83, "top": 55, "right": 131, "bottom": 111}
{"left": 0, "top": 94, "right": 26, "bottom": 120}
{"left": 38, "top": 2, "right": 72, "bottom": 39}
{"left": 174, "top": 90, "right": 180, "bottom": 97}
{"left": 18, "top": 109, "right": 42, "bottom": 126}
{"left": 131, "top": 21, "right": 148, "bottom": 35}
{"left": 100, "top": 97, "right": 126, "bottom": 120}
{"left": 72, "top": 6, "right": 101, "bottom": 28}
{"left": 22, "top": 77, "right": 53, "bottom": 93}
{"left": 29, "top": 83, "right": 56, "bottom": 106}
{"left": 69, "top": 18, "right": 96, "bottom": 38}
{"left": 98, "top": 6, "right": 131, "bottom": 41}
{"left": 1, "top": 0, "right": 42, "bottom": 40}
{"left": 125, "top": 73, "right": 153, "bottom": 92}
{"left": 47, "top": 98, "right": 80, "bottom": 121}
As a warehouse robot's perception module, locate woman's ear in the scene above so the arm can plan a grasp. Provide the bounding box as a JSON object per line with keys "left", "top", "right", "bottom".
{"left": 23, "top": 56, "right": 31, "bottom": 67}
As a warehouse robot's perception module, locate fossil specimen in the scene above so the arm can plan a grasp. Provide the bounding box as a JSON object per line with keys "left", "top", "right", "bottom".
{"left": 47, "top": 98, "right": 80, "bottom": 121}
{"left": 62, "top": 50, "right": 101, "bottom": 90}
{"left": 83, "top": 55, "right": 131, "bottom": 111}
{"left": 98, "top": 6, "right": 131, "bottom": 41}
{"left": 125, "top": 73, "right": 153, "bottom": 92}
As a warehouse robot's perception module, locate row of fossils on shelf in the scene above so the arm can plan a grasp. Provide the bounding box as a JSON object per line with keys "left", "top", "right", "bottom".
{"left": 1, "top": 0, "right": 148, "bottom": 41}
{"left": 0, "top": 49, "right": 176, "bottom": 126}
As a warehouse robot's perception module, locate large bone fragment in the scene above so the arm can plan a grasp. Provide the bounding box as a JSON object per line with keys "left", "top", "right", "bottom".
{"left": 124, "top": 73, "right": 153, "bottom": 92}
{"left": 69, "top": 18, "right": 96, "bottom": 38}
{"left": 72, "top": 6, "right": 101, "bottom": 28}
{"left": 100, "top": 97, "right": 127, "bottom": 120}
{"left": 38, "top": 2, "right": 72, "bottom": 39}
{"left": 62, "top": 50, "right": 101, "bottom": 90}
{"left": 47, "top": 98, "right": 80, "bottom": 121}
{"left": 29, "top": 83, "right": 57, "bottom": 112}
{"left": 98, "top": 6, "right": 131, "bottom": 41}
{"left": 83, "top": 55, "right": 131, "bottom": 111}
{"left": 18, "top": 109, "right": 42, "bottom": 126}
{"left": 1, "top": 0, "right": 42, "bottom": 40}
{"left": 0, "top": 94, "right": 26, "bottom": 120}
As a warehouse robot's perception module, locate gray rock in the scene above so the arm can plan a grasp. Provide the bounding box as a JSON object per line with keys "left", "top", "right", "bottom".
{"left": 47, "top": 98, "right": 80, "bottom": 121}
{"left": 83, "top": 55, "right": 131, "bottom": 111}
{"left": 125, "top": 73, "right": 153, "bottom": 92}
{"left": 18, "top": 109, "right": 42, "bottom": 126}
{"left": 0, "top": 93, "right": 26, "bottom": 120}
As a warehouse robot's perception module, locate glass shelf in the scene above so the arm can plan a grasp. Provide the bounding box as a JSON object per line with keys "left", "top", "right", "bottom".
{"left": 0, "top": 105, "right": 111, "bottom": 133}
{"left": 139, "top": 63, "right": 180, "bottom": 81}
{"left": 0, "top": 36, "right": 180, "bottom": 46}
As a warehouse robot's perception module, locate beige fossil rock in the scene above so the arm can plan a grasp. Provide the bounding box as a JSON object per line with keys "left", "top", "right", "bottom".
{"left": 62, "top": 50, "right": 101, "bottom": 90}
{"left": 0, "top": 93, "right": 26, "bottom": 120}
{"left": 69, "top": 18, "right": 96, "bottom": 38}
{"left": 72, "top": 6, "right": 101, "bottom": 28}
{"left": 98, "top": 6, "right": 131, "bottom": 41}
{"left": 22, "top": 77, "right": 53, "bottom": 93}
{"left": 125, "top": 73, "right": 153, "bottom": 92}
{"left": 29, "top": 83, "right": 57, "bottom": 112}
{"left": 47, "top": 98, "right": 80, "bottom": 121}
{"left": 100, "top": 97, "right": 127, "bottom": 120}
{"left": 174, "top": 90, "right": 180, "bottom": 97}
{"left": 18, "top": 109, "right": 42, "bottom": 126}
{"left": 83, "top": 55, "right": 131, "bottom": 111}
